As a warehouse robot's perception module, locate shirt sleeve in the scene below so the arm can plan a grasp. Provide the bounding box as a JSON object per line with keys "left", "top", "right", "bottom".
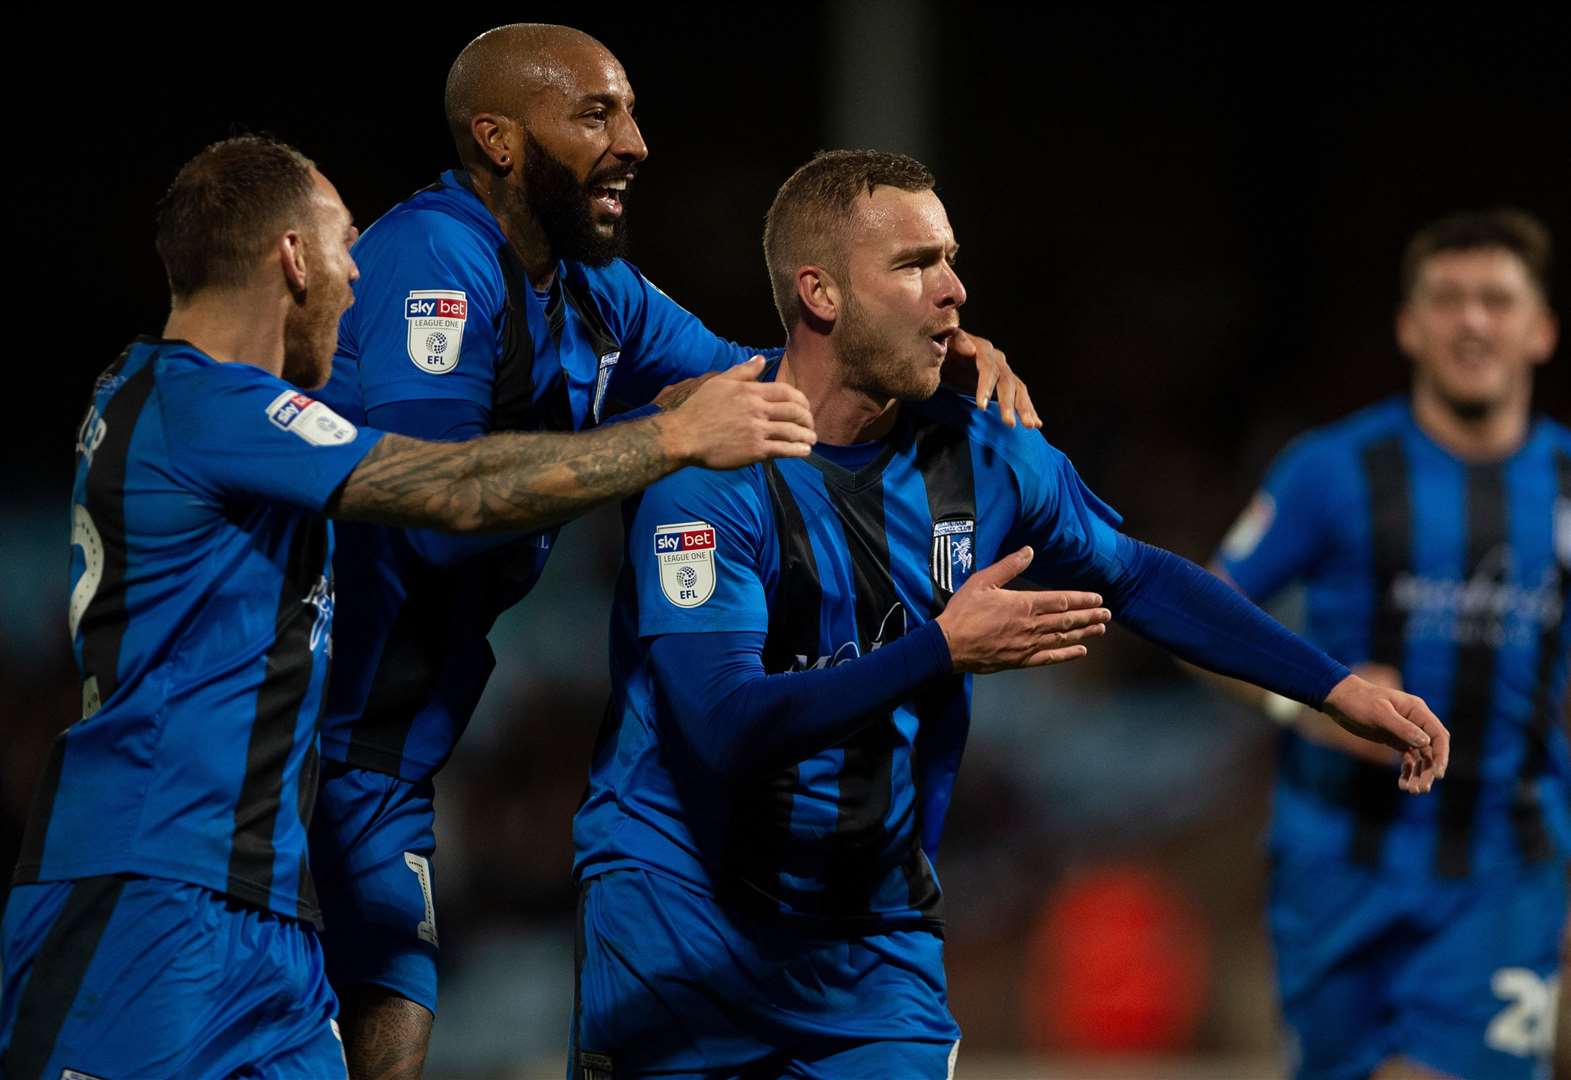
{"left": 1215, "top": 435, "right": 1332, "bottom": 602}
{"left": 160, "top": 363, "right": 384, "bottom": 512}
{"left": 1006, "top": 430, "right": 1126, "bottom": 587}
{"left": 631, "top": 467, "right": 771, "bottom": 638}
{"left": 340, "top": 209, "right": 507, "bottom": 416}
{"left": 648, "top": 623, "right": 952, "bottom": 776}
{"left": 596, "top": 260, "right": 777, "bottom": 407}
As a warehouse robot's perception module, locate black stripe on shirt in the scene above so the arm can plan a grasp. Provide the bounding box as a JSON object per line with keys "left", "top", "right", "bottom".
{"left": 819, "top": 467, "right": 905, "bottom": 919}
{"left": 905, "top": 418, "right": 978, "bottom": 915}
{"left": 1433, "top": 462, "right": 1509, "bottom": 878}
{"left": 915, "top": 420, "right": 978, "bottom": 607}
{"left": 1348, "top": 436, "right": 1409, "bottom": 866}
{"left": 15, "top": 347, "right": 150, "bottom": 881}
{"left": 295, "top": 738, "right": 322, "bottom": 922}
{"left": 724, "top": 463, "right": 819, "bottom": 908}
{"left": 3, "top": 874, "right": 126, "bottom": 1079}
{"left": 75, "top": 350, "right": 156, "bottom": 714}
{"left": 490, "top": 242, "right": 541, "bottom": 433}
{"left": 227, "top": 519, "right": 328, "bottom": 912}
{"left": 345, "top": 560, "right": 458, "bottom": 775}
{"left": 1510, "top": 449, "right": 1571, "bottom": 862}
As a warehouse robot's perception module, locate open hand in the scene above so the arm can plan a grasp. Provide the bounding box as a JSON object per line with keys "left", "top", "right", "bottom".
{"left": 935, "top": 546, "right": 1110, "bottom": 673}
{"left": 1320, "top": 670, "right": 1450, "bottom": 794}
{"left": 663, "top": 356, "right": 815, "bottom": 469}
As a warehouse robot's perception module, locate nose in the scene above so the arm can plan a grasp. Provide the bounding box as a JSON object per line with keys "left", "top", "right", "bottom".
{"left": 1457, "top": 294, "right": 1491, "bottom": 333}
{"left": 613, "top": 112, "right": 648, "bottom": 164}
{"left": 938, "top": 260, "right": 966, "bottom": 310}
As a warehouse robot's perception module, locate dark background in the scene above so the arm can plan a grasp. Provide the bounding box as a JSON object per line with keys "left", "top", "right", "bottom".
{"left": 4, "top": 5, "right": 1568, "bottom": 1073}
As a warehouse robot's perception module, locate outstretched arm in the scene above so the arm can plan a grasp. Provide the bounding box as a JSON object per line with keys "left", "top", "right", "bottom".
{"left": 653, "top": 547, "right": 1110, "bottom": 776}
{"left": 1099, "top": 537, "right": 1449, "bottom": 792}
{"left": 327, "top": 356, "right": 814, "bottom": 532}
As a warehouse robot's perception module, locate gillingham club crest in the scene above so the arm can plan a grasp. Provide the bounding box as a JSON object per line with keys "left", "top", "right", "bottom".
{"left": 931, "top": 518, "right": 975, "bottom": 593}
{"left": 655, "top": 521, "right": 718, "bottom": 607}
{"left": 405, "top": 289, "right": 468, "bottom": 374}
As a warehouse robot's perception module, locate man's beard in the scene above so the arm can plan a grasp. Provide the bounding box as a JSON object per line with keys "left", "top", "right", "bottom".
{"left": 836, "top": 287, "right": 941, "bottom": 403}
{"left": 511, "top": 128, "right": 630, "bottom": 267}
{"left": 282, "top": 257, "right": 343, "bottom": 389}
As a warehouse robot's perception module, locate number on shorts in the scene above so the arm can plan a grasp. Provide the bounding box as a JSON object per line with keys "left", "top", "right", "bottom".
{"left": 1485, "top": 967, "right": 1558, "bottom": 1058}
{"left": 404, "top": 852, "right": 438, "bottom": 946}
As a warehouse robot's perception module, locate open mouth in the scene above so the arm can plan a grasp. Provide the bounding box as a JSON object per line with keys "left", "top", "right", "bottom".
{"left": 928, "top": 325, "right": 958, "bottom": 358}
{"left": 589, "top": 177, "right": 630, "bottom": 217}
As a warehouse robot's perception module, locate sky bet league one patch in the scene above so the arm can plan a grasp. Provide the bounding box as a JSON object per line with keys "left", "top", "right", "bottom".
{"left": 655, "top": 521, "right": 717, "bottom": 607}
{"left": 265, "top": 391, "right": 358, "bottom": 446}
{"left": 405, "top": 289, "right": 468, "bottom": 374}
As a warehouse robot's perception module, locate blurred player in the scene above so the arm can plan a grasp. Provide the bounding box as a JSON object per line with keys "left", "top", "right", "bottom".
{"left": 0, "top": 135, "right": 813, "bottom": 1079}
{"left": 307, "top": 23, "right": 1035, "bottom": 1077}
{"left": 569, "top": 149, "right": 1450, "bottom": 1078}
{"left": 1213, "top": 210, "right": 1568, "bottom": 1079}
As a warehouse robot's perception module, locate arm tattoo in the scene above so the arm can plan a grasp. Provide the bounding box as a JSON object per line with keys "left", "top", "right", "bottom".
{"left": 327, "top": 413, "right": 679, "bottom": 532}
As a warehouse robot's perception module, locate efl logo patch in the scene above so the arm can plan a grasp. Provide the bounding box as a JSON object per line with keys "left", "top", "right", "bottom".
{"left": 405, "top": 289, "right": 468, "bottom": 374}
{"left": 654, "top": 520, "right": 717, "bottom": 607}
{"left": 931, "top": 518, "right": 975, "bottom": 593}
{"left": 592, "top": 351, "right": 620, "bottom": 424}
{"left": 1221, "top": 492, "right": 1275, "bottom": 562}
{"left": 265, "top": 391, "right": 358, "bottom": 446}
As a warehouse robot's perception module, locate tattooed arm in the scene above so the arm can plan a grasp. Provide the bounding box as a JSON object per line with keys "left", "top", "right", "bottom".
{"left": 326, "top": 356, "right": 814, "bottom": 531}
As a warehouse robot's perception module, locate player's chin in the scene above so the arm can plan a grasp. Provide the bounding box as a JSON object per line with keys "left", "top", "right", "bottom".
{"left": 907, "top": 366, "right": 943, "bottom": 401}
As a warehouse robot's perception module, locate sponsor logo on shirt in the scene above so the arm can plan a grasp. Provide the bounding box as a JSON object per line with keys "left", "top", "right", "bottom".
{"left": 931, "top": 517, "right": 975, "bottom": 593}
{"left": 654, "top": 521, "right": 717, "bottom": 607}
{"left": 791, "top": 603, "right": 907, "bottom": 671}
{"left": 265, "top": 391, "right": 358, "bottom": 446}
{"left": 1392, "top": 544, "right": 1563, "bottom": 648}
{"left": 405, "top": 289, "right": 468, "bottom": 375}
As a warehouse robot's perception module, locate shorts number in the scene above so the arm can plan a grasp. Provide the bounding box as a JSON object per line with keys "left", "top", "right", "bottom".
{"left": 1485, "top": 967, "right": 1558, "bottom": 1058}
{"left": 404, "top": 852, "right": 438, "bottom": 947}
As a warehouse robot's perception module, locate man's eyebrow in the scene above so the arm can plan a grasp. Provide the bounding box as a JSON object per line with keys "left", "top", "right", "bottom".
{"left": 889, "top": 242, "right": 959, "bottom": 263}
{"left": 575, "top": 92, "right": 630, "bottom": 109}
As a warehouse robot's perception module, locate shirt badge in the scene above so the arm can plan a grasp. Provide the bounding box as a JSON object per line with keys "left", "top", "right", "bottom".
{"left": 654, "top": 520, "right": 717, "bottom": 607}
{"left": 932, "top": 518, "right": 975, "bottom": 594}
{"left": 405, "top": 289, "right": 468, "bottom": 374}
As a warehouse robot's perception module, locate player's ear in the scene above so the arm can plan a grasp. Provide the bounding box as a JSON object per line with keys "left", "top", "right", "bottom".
{"left": 796, "top": 266, "right": 839, "bottom": 326}
{"left": 471, "top": 113, "right": 516, "bottom": 174}
{"left": 1394, "top": 304, "right": 1420, "bottom": 360}
{"left": 1528, "top": 307, "right": 1558, "bottom": 366}
{"left": 279, "top": 229, "right": 309, "bottom": 299}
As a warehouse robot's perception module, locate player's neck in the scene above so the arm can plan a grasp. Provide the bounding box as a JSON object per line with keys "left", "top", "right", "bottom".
{"left": 470, "top": 169, "right": 558, "bottom": 290}
{"left": 162, "top": 291, "right": 286, "bottom": 378}
{"left": 777, "top": 344, "right": 899, "bottom": 445}
{"left": 1409, "top": 381, "right": 1532, "bottom": 461}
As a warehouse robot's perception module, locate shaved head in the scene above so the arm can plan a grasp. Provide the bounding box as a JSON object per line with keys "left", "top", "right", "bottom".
{"left": 444, "top": 23, "right": 615, "bottom": 167}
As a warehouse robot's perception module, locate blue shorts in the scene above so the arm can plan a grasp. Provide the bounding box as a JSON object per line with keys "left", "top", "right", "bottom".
{"left": 571, "top": 868, "right": 962, "bottom": 1079}
{"left": 0, "top": 874, "right": 344, "bottom": 1079}
{"left": 1269, "top": 853, "right": 1568, "bottom": 1080}
{"left": 309, "top": 761, "right": 440, "bottom": 1014}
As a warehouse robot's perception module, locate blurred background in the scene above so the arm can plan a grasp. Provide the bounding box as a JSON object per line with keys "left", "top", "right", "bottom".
{"left": 5, "top": 4, "right": 1569, "bottom": 1076}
